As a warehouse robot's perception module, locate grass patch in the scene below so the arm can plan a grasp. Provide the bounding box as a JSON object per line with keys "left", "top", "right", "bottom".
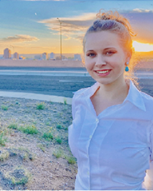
{"left": 19, "top": 125, "right": 38, "bottom": 135}
{"left": 53, "top": 149, "right": 63, "bottom": 158}
{"left": 0, "top": 150, "right": 9, "bottom": 161}
{"left": 55, "top": 136, "right": 62, "bottom": 144}
{"left": 18, "top": 147, "right": 35, "bottom": 161}
{"left": 64, "top": 98, "right": 67, "bottom": 105}
{"left": 56, "top": 124, "right": 62, "bottom": 129}
{"left": 36, "top": 102, "right": 45, "bottom": 110}
{"left": 37, "top": 144, "right": 45, "bottom": 152}
{"left": 45, "top": 121, "right": 50, "bottom": 126}
{"left": 4, "top": 166, "right": 31, "bottom": 185}
{"left": 65, "top": 156, "right": 76, "bottom": 164}
{"left": 8, "top": 123, "right": 18, "bottom": 129}
{"left": 42, "top": 132, "right": 53, "bottom": 141}
{"left": 0, "top": 132, "right": 7, "bottom": 146}
{"left": 1, "top": 105, "right": 8, "bottom": 111}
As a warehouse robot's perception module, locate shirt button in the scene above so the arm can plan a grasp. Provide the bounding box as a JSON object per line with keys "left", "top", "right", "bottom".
{"left": 89, "top": 135, "right": 92, "bottom": 139}
{"left": 96, "top": 118, "right": 99, "bottom": 123}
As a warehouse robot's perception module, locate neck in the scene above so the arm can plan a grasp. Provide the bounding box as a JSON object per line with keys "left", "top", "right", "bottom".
{"left": 98, "top": 77, "right": 129, "bottom": 102}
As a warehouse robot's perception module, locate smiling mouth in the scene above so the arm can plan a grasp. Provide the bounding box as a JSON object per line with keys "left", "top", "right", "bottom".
{"left": 95, "top": 69, "right": 112, "bottom": 74}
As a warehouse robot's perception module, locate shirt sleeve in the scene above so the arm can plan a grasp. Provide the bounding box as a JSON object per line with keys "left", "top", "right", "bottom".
{"left": 150, "top": 123, "right": 153, "bottom": 161}
{"left": 72, "top": 93, "right": 76, "bottom": 120}
{"left": 68, "top": 93, "right": 77, "bottom": 158}
{"left": 143, "top": 123, "right": 153, "bottom": 189}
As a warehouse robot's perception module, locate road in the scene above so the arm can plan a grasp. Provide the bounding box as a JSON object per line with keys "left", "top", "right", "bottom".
{"left": 0, "top": 67, "right": 153, "bottom": 98}
{"left": 0, "top": 67, "right": 95, "bottom": 98}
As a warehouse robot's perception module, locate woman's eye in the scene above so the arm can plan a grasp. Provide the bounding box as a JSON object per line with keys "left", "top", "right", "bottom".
{"left": 87, "top": 53, "right": 95, "bottom": 57}
{"left": 106, "top": 51, "right": 115, "bottom": 55}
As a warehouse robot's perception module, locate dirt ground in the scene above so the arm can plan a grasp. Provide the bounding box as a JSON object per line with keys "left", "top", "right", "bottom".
{"left": 0, "top": 97, "right": 77, "bottom": 190}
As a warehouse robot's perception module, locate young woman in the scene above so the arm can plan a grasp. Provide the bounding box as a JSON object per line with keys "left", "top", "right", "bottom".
{"left": 68, "top": 10, "right": 153, "bottom": 190}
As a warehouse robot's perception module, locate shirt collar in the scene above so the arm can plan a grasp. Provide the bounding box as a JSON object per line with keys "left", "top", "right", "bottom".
{"left": 88, "top": 79, "right": 146, "bottom": 112}
{"left": 124, "top": 79, "right": 146, "bottom": 111}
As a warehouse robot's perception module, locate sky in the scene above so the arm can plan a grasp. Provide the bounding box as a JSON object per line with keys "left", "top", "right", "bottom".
{"left": 0, "top": 0, "right": 153, "bottom": 55}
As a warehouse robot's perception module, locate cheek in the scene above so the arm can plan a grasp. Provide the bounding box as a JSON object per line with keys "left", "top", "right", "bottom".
{"left": 108, "top": 58, "right": 125, "bottom": 70}
{"left": 85, "top": 59, "right": 94, "bottom": 70}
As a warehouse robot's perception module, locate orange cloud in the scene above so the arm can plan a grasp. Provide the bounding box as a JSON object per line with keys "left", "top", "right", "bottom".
{"left": 0, "top": 35, "right": 39, "bottom": 44}
{"left": 133, "top": 41, "right": 153, "bottom": 52}
{"left": 38, "top": 13, "right": 96, "bottom": 41}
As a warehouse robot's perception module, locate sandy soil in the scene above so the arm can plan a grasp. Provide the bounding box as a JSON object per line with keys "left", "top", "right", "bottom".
{"left": 0, "top": 97, "right": 77, "bottom": 190}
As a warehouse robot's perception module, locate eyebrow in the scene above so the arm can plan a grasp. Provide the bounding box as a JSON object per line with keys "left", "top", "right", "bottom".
{"left": 86, "top": 47, "right": 116, "bottom": 52}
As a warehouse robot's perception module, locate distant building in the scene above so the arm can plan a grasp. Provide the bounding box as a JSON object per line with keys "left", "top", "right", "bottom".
{"left": 42, "top": 52, "right": 48, "bottom": 60}
{"left": 74, "top": 54, "right": 82, "bottom": 61}
{"left": 14, "top": 52, "right": 19, "bottom": 59}
{"left": 19, "top": 56, "right": 25, "bottom": 60}
{"left": 55, "top": 55, "right": 67, "bottom": 60}
{"left": 56, "top": 56, "right": 61, "bottom": 60}
{"left": 3, "top": 48, "right": 11, "bottom": 59}
{"left": 34, "top": 55, "right": 42, "bottom": 60}
{"left": 50, "top": 52, "right": 55, "bottom": 60}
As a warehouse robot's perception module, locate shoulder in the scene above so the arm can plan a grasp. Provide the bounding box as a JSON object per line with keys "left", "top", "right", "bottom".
{"left": 140, "top": 91, "right": 153, "bottom": 104}
{"left": 140, "top": 91, "right": 153, "bottom": 113}
{"left": 72, "top": 87, "right": 90, "bottom": 105}
{"left": 73, "top": 87, "right": 90, "bottom": 97}
{"left": 71, "top": 82, "right": 98, "bottom": 107}
{"left": 73, "top": 82, "right": 97, "bottom": 99}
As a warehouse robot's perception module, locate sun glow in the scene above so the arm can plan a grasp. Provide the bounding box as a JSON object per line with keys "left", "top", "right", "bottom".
{"left": 133, "top": 41, "right": 153, "bottom": 52}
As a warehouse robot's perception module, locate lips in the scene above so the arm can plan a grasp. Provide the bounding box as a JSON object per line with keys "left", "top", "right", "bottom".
{"left": 95, "top": 69, "right": 112, "bottom": 74}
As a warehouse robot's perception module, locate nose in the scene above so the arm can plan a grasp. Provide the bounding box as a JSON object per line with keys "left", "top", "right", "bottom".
{"left": 95, "top": 54, "right": 106, "bottom": 67}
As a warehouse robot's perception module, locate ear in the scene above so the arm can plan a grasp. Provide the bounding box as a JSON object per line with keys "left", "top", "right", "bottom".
{"left": 125, "top": 51, "right": 132, "bottom": 63}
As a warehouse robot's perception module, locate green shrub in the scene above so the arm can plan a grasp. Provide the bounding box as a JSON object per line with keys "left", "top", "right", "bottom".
{"left": 55, "top": 137, "right": 62, "bottom": 144}
{"left": 42, "top": 132, "right": 53, "bottom": 140}
{"left": 8, "top": 124, "right": 18, "bottom": 129}
{"left": 36, "top": 102, "right": 45, "bottom": 110}
{"left": 1, "top": 105, "right": 8, "bottom": 111}
{"left": 65, "top": 156, "right": 76, "bottom": 164}
{"left": 64, "top": 98, "right": 67, "bottom": 105}
{"left": 53, "top": 149, "right": 63, "bottom": 158}
{"left": 56, "top": 124, "right": 62, "bottom": 129}
{"left": 0, "top": 133, "right": 7, "bottom": 146}
{"left": 19, "top": 125, "right": 38, "bottom": 135}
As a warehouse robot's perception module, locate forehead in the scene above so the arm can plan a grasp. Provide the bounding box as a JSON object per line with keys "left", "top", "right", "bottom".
{"left": 85, "top": 31, "right": 122, "bottom": 51}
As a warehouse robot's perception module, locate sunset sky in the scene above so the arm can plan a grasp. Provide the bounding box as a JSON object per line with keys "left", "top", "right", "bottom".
{"left": 0, "top": 0, "right": 153, "bottom": 55}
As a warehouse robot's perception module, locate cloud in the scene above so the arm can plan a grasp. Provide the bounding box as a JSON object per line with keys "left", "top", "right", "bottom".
{"left": 38, "top": 13, "right": 96, "bottom": 41}
{"left": 121, "top": 11, "right": 153, "bottom": 43}
{"left": 0, "top": 35, "right": 39, "bottom": 44}
{"left": 15, "top": 0, "right": 66, "bottom": 1}
{"left": 133, "top": 8, "right": 152, "bottom": 13}
{"left": 8, "top": 0, "right": 143, "bottom": 1}
{"left": 38, "top": 10, "right": 153, "bottom": 44}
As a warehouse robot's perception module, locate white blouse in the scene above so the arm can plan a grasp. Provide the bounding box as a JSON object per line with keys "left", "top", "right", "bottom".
{"left": 68, "top": 80, "right": 153, "bottom": 190}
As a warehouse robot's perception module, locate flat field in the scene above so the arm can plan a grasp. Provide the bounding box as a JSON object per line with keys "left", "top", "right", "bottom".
{"left": 0, "top": 60, "right": 84, "bottom": 68}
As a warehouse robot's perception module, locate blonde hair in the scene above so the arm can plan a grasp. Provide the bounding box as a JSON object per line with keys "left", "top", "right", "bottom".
{"left": 82, "top": 10, "right": 138, "bottom": 83}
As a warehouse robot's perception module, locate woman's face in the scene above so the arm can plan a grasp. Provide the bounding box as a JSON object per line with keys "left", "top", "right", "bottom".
{"left": 85, "top": 30, "right": 128, "bottom": 86}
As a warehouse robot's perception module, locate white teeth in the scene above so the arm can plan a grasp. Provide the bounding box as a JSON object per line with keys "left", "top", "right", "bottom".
{"left": 97, "top": 70, "right": 109, "bottom": 74}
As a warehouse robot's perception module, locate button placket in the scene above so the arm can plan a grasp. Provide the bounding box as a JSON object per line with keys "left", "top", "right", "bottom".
{"left": 96, "top": 118, "right": 99, "bottom": 123}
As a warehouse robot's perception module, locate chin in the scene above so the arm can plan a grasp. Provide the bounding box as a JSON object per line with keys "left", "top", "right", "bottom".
{"left": 96, "top": 78, "right": 114, "bottom": 85}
